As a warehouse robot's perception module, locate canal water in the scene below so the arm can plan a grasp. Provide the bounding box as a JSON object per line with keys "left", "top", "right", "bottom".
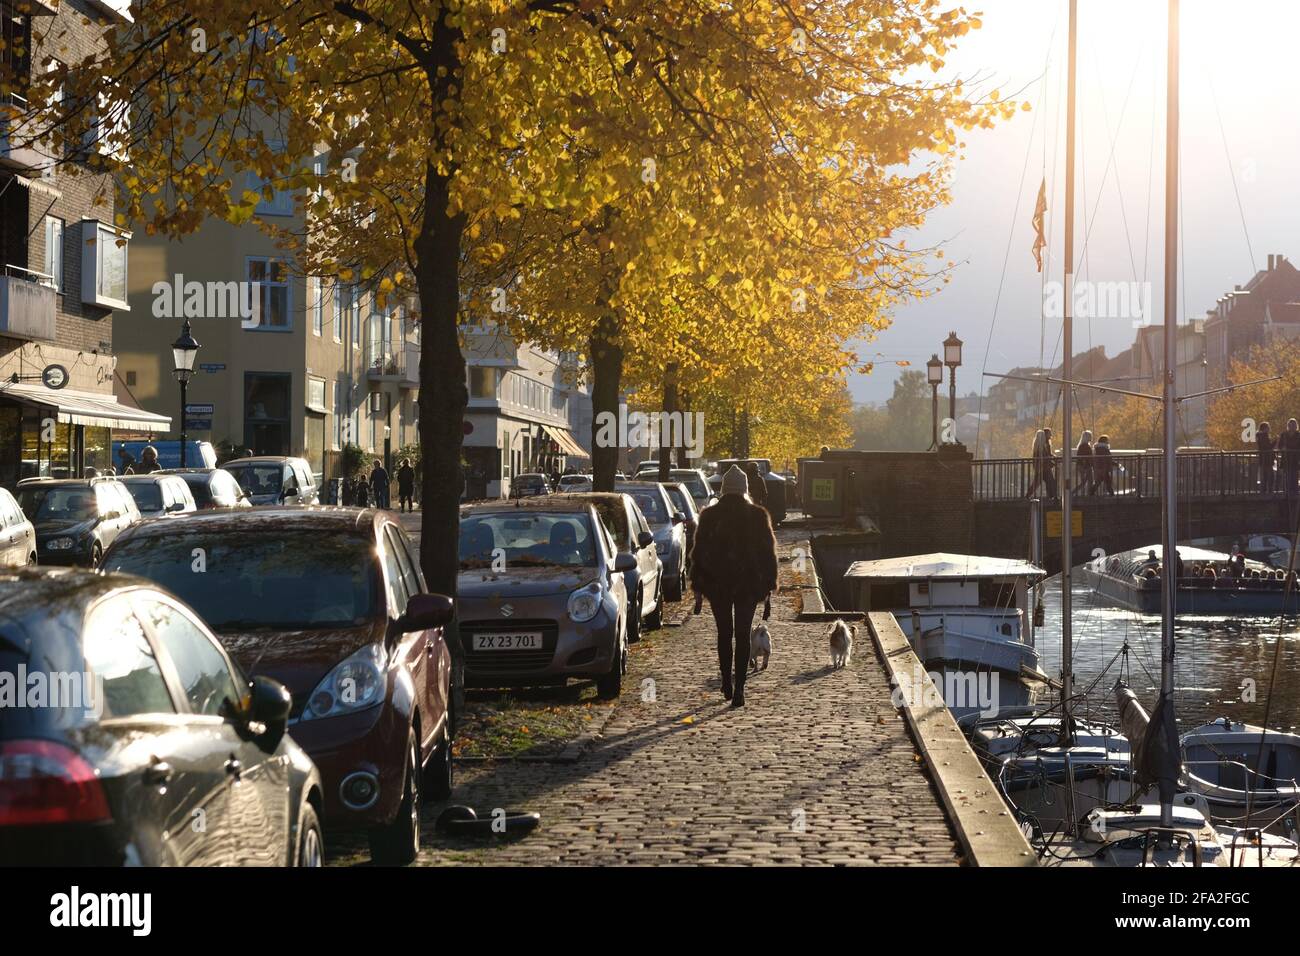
{"left": 1035, "top": 573, "right": 1300, "bottom": 732}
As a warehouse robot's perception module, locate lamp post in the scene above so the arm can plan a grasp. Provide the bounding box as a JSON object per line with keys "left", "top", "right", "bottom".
{"left": 926, "top": 353, "right": 943, "bottom": 449}
{"left": 943, "top": 331, "right": 963, "bottom": 443}
{"left": 171, "top": 321, "right": 200, "bottom": 468}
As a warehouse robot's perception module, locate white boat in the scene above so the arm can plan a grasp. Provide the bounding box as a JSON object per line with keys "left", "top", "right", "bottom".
{"left": 843, "top": 552, "right": 1045, "bottom": 683}
{"left": 1181, "top": 718, "right": 1300, "bottom": 830}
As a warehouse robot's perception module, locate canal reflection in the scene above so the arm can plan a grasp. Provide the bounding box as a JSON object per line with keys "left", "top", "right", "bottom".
{"left": 1036, "top": 574, "right": 1300, "bottom": 732}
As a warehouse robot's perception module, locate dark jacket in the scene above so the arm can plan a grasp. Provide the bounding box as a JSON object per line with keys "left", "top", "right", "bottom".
{"left": 689, "top": 494, "right": 778, "bottom": 603}
{"left": 398, "top": 464, "right": 415, "bottom": 494}
{"left": 1258, "top": 430, "right": 1276, "bottom": 465}
{"left": 370, "top": 466, "right": 389, "bottom": 490}
{"left": 741, "top": 463, "right": 767, "bottom": 506}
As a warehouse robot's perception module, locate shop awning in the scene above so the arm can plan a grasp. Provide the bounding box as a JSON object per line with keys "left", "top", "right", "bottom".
{"left": 0, "top": 383, "right": 172, "bottom": 432}
{"left": 543, "top": 424, "right": 588, "bottom": 458}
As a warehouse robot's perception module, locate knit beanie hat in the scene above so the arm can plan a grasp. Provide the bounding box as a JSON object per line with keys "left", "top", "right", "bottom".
{"left": 720, "top": 464, "right": 749, "bottom": 496}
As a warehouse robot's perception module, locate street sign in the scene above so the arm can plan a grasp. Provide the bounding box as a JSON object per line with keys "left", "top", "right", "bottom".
{"left": 1046, "top": 509, "right": 1083, "bottom": 539}
{"left": 41, "top": 364, "right": 69, "bottom": 390}
{"left": 184, "top": 403, "right": 215, "bottom": 415}
{"left": 184, "top": 417, "right": 212, "bottom": 431}
{"left": 199, "top": 363, "right": 226, "bottom": 373}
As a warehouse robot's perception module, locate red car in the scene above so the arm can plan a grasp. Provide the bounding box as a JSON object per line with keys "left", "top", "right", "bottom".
{"left": 102, "top": 507, "right": 454, "bottom": 865}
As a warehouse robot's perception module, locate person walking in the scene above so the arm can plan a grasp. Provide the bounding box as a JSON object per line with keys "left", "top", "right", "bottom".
{"left": 370, "top": 459, "right": 390, "bottom": 510}
{"left": 689, "top": 465, "right": 778, "bottom": 709}
{"left": 740, "top": 460, "right": 767, "bottom": 508}
{"left": 397, "top": 458, "right": 416, "bottom": 513}
{"left": 137, "top": 446, "right": 162, "bottom": 474}
{"left": 1076, "top": 429, "right": 1094, "bottom": 496}
{"left": 1256, "top": 421, "right": 1276, "bottom": 493}
{"left": 1279, "top": 419, "right": 1300, "bottom": 497}
{"left": 1093, "top": 434, "right": 1115, "bottom": 495}
{"left": 1026, "top": 429, "right": 1050, "bottom": 498}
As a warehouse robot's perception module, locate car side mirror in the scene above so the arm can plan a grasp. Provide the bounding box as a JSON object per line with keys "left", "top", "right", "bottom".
{"left": 614, "top": 553, "right": 637, "bottom": 573}
{"left": 167, "top": 501, "right": 185, "bottom": 513}
{"left": 247, "top": 675, "right": 291, "bottom": 749}
{"left": 396, "top": 592, "right": 454, "bottom": 633}
{"left": 672, "top": 512, "right": 685, "bottom": 525}
{"left": 637, "top": 530, "right": 654, "bottom": 549}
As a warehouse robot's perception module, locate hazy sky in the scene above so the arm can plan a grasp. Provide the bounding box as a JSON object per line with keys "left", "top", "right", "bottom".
{"left": 850, "top": 0, "right": 1300, "bottom": 405}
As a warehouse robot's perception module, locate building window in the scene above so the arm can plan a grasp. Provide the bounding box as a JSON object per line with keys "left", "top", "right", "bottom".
{"left": 246, "top": 142, "right": 293, "bottom": 217}
{"left": 43, "top": 217, "right": 63, "bottom": 292}
{"left": 309, "top": 277, "right": 323, "bottom": 336}
{"left": 331, "top": 281, "right": 343, "bottom": 343}
{"left": 80, "top": 220, "right": 130, "bottom": 309}
{"left": 350, "top": 286, "right": 361, "bottom": 350}
{"left": 306, "top": 375, "right": 326, "bottom": 411}
{"left": 333, "top": 381, "right": 343, "bottom": 449}
{"left": 470, "top": 367, "right": 496, "bottom": 400}
{"left": 246, "top": 257, "right": 290, "bottom": 330}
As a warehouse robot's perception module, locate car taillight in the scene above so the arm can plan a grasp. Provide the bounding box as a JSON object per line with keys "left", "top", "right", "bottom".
{"left": 0, "top": 740, "right": 110, "bottom": 826}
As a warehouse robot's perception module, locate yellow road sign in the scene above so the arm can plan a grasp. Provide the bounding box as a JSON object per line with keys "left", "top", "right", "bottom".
{"left": 1046, "top": 509, "right": 1083, "bottom": 538}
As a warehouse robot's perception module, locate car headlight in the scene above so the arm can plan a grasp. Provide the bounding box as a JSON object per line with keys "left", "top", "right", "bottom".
{"left": 567, "top": 585, "right": 601, "bottom": 623}
{"left": 46, "top": 537, "right": 75, "bottom": 551}
{"left": 300, "top": 644, "right": 386, "bottom": 720}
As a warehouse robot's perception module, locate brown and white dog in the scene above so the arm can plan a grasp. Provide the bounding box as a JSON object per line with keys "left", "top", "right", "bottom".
{"left": 749, "top": 623, "right": 772, "bottom": 672}
{"left": 828, "top": 620, "right": 855, "bottom": 669}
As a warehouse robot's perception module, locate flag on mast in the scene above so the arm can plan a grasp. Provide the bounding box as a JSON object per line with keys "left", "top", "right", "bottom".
{"left": 1031, "top": 177, "right": 1047, "bottom": 272}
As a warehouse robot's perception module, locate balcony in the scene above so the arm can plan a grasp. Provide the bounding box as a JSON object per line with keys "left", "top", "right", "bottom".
{"left": 0, "top": 95, "right": 48, "bottom": 172}
{"left": 365, "top": 342, "right": 419, "bottom": 388}
{"left": 0, "top": 266, "right": 57, "bottom": 343}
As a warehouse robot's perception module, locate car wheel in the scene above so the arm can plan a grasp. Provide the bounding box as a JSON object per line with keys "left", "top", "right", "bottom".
{"left": 596, "top": 626, "right": 625, "bottom": 700}
{"left": 626, "top": 589, "right": 643, "bottom": 644}
{"left": 296, "top": 803, "right": 324, "bottom": 867}
{"left": 646, "top": 580, "right": 664, "bottom": 630}
{"left": 89, "top": 543, "right": 103, "bottom": 569}
{"left": 423, "top": 719, "right": 454, "bottom": 802}
{"left": 26, "top": 552, "right": 36, "bottom": 567}
{"left": 665, "top": 565, "right": 684, "bottom": 602}
{"left": 368, "top": 731, "right": 421, "bottom": 866}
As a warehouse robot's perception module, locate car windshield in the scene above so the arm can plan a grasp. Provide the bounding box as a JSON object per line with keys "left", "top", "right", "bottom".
{"left": 103, "top": 531, "right": 379, "bottom": 630}
{"left": 224, "top": 464, "right": 283, "bottom": 496}
{"left": 618, "top": 487, "right": 667, "bottom": 525}
{"left": 515, "top": 475, "right": 546, "bottom": 491}
{"left": 17, "top": 486, "right": 97, "bottom": 521}
{"left": 182, "top": 476, "right": 214, "bottom": 506}
{"left": 559, "top": 476, "right": 588, "bottom": 487}
{"left": 460, "top": 512, "right": 596, "bottom": 569}
{"left": 123, "top": 482, "right": 164, "bottom": 512}
{"left": 673, "top": 474, "right": 709, "bottom": 503}
{"left": 665, "top": 486, "right": 690, "bottom": 514}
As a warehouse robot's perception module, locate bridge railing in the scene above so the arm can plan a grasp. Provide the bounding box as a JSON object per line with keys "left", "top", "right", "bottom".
{"left": 972, "top": 451, "right": 1272, "bottom": 501}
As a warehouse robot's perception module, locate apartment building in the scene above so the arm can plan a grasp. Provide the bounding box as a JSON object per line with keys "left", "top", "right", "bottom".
{"left": 463, "top": 323, "right": 591, "bottom": 499}
{"left": 1203, "top": 254, "right": 1300, "bottom": 388}
{"left": 0, "top": 0, "right": 167, "bottom": 488}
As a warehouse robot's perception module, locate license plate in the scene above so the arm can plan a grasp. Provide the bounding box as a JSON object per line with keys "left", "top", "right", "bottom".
{"left": 473, "top": 631, "right": 544, "bottom": 651}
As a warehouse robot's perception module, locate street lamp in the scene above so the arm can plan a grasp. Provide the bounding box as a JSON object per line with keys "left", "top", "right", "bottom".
{"left": 926, "top": 353, "right": 943, "bottom": 449}
{"left": 171, "top": 321, "right": 200, "bottom": 468}
{"left": 943, "top": 331, "right": 963, "bottom": 442}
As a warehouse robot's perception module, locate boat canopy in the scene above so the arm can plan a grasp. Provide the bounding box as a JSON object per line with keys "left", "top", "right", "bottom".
{"left": 844, "top": 553, "right": 1045, "bottom": 583}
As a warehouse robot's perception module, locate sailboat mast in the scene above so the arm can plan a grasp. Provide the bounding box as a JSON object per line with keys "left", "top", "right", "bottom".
{"left": 1059, "top": 0, "right": 1078, "bottom": 733}
{"left": 1159, "top": 0, "right": 1180, "bottom": 829}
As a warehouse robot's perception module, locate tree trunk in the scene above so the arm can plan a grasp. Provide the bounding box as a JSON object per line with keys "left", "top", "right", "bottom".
{"left": 658, "top": 362, "right": 677, "bottom": 481}
{"left": 589, "top": 311, "right": 624, "bottom": 492}
{"left": 677, "top": 387, "right": 690, "bottom": 467}
{"left": 738, "top": 408, "right": 750, "bottom": 458}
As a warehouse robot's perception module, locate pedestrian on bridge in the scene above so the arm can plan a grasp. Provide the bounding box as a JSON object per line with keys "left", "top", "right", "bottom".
{"left": 1256, "top": 421, "right": 1276, "bottom": 492}
{"left": 689, "top": 465, "right": 778, "bottom": 709}
{"left": 1280, "top": 419, "right": 1300, "bottom": 496}
{"left": 1025, "top": 428, "right": 1054, "bottom": 498}
{"left": 1076, "top": 430, "right": 1094, "bottom": 495}
{"left": 1093, "top": 434, "right": 1115, "bottom": 494}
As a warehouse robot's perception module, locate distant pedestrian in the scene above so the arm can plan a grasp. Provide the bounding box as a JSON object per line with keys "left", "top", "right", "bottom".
{"left": 138, "top": 446, "right": 162, "bottom": 474}
{"left": 1256, "top": 421, "right": 1276, "bottom": 492}
{"left": 1280, "top": 419, "right": 1300, "bottom": 496}
{"left": 84, "top": 467, "right": 98, "bottom": 479}
{"left": 1093, "top": 434, "right": 1115, "bottom": 495}
{"left": 398, "top": 458, "right": 416, "bottom": 512}
{"left": 117, "top": 447, "right": 135, "bottom": 475}
{"left": 354, "top": 477, "right": 369, "bottom": 508}
{"left": 689, "top": 465, "right": 778, "bottom": 709}
{"left": 1076, "top": 429, "right": 1094, "bottom": 495}
{"left": 340, "top": 477, "right": 354, "bottom": 506}
{"left": 741, "top": 460, "right": 767, "bottom": 508}
{"left": 370, "top": 460, "right": 390, "bottom": 509}
{"left": 1026, "top": 429, "right": 1053, "bottom": 498}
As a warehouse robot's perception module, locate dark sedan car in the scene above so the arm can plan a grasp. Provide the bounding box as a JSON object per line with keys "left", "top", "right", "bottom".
{"left": 458, "top": 498, "right": 634, "bottom": 697}
{"left": 102, "top": 507, "right": 454, "bottom": 866}
{"left": 16, "top": 477, "right": 141, "bottom": 568}
{"left": 661, "top": 482, "right": 700, "bottom": 574}
{"left": 0, "top": 568, "right": 323, "bottom": 866}
{"left": 616, "top": 481, "right": 688, "bottom": 601}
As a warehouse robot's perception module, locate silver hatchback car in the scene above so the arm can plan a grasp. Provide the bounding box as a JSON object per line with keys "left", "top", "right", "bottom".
{"left": 457, "top": 498, "right": 635, "bottom": 699}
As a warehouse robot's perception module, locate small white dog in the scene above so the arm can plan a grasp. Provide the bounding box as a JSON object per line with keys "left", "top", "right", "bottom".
{"left": 828, "top": 620, "right": 855, "bottom": 669}
{"left": 749, "top": 623, "right": 772, "bottom": 672}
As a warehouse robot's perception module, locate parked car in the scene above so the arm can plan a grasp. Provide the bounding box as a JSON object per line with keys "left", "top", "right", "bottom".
{"left": 458, "top": 498, "right": 634, "bottom": 697}
{"left": 0, "top": 568, "right": 324, "bottom": 866}
{"left": 119, "top": 474, "right": 198, "bottom": 518}
{"left": 616, "top": 480, "right": 688, "bottom": 601}
{"left": 162, "top": 468, "right": 253, "bottom": 511}
{"left": 510, "top": 473, "right": 552, "bottom": 498}
{"left": 550, "top": 491, "right": 664, "bottom": 639}
{"left": 101, "top": 507, "right": 454, "bottom": 865}
{"left": 0, "top": 487, "right": 36, "bottom": 567}
{"left": 557, "top": 474, "right": 594, "bottom": 493}
{"left": 222, "top": 456, "right": 320, "bottom": 506}
{"left": 655, "top": 468, "right": 714, "bottom": 510}
{"left": 16, "top": 477, "right": 140, "bottom": 568}
{"left": 661, "top": 482, "right": 700, "bottom": 573}
{"left": 113, "top": 439, "right": 218, "bottom": 471}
